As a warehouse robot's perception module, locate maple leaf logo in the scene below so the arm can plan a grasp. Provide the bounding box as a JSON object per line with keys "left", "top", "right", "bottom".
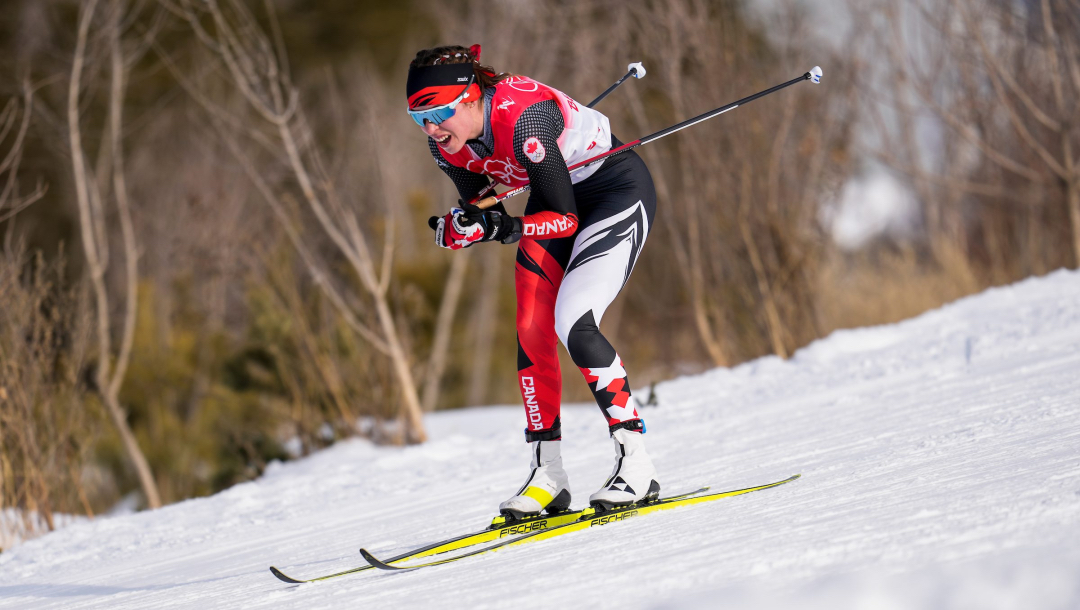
{"left": 523, "top": 137, "right": 546, "bottom": 163}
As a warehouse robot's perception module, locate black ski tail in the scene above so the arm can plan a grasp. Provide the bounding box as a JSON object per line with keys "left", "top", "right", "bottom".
{"left": 270, "top": 566, "right": 306, "bottom": 584}
{"left": 360, "top": 548, "right": 410, "bottom": 572}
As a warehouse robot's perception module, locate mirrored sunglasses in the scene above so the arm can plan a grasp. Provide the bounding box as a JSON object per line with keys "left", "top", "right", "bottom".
{"left": 407, "top": 79, "right": 474, "bottom": 127}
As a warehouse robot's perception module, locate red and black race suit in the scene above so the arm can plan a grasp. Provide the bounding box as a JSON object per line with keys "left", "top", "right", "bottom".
{"left": 429, "top": 81, "right": 657, "bottom": 440}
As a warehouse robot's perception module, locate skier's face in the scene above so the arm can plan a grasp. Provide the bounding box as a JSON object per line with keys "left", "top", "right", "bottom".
{"left": 420, "top": 99, "right": 483, "bottom": 155}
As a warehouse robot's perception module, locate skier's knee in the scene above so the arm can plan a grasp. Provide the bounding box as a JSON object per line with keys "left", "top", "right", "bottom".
{"left": 553, "top": 306, "right": 575, "bottom": 348}
{"left": 562, "top": 310, "right": 616, "bottom": 368}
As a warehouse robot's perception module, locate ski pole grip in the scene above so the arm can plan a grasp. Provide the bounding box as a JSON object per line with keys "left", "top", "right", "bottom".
{"left": 475, "top": 196, "right": 499, "bottom": 210}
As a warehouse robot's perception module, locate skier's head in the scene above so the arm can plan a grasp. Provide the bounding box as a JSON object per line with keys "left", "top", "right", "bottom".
{"left": 406, "top": 45, "right": 508, "bottom": 155}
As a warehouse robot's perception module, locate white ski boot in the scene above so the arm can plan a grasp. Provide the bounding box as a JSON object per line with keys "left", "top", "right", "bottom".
{"left": 499, "top": 440, "right": 572, "bottom": 519}
{"left": 589, "top": 423, "right": 660, "bottom": 508}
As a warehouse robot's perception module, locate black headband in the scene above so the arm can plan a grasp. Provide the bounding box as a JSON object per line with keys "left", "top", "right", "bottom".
{"left": 406, "top": 63, "right": 476, "bottom": 108}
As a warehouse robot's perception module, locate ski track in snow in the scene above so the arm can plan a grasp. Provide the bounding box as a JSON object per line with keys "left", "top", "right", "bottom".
{"left": 1, "top": 270, "right": 1079, "bottom": 609}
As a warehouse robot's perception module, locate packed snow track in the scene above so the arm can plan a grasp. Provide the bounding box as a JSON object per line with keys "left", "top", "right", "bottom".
{"left": 1, "top": 270, "right": 1079, "bottom": 609}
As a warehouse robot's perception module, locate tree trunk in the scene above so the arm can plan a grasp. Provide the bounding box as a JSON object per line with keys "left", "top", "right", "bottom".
{"left": 68, "top": 0, "right": 162, "bottom": 509}
{"left": 423, "top": 253, "right": 469, "bottom": 412}
{"left": 740, "top": 164, "right": 788, "bottom": 359}
{"left": 103, "top": 391, "right": 161, "bottom": 508}
{"left": 1068, "top": 177, "right": 1080, "bottom": 269}
{"left": 373, "top": 296, "right": 428, "bottom": 443}
{"left": 466, "top": 250, "right": 501, "bottom": 407}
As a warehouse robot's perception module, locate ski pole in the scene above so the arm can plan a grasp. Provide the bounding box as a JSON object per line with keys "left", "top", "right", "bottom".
{"left": 586, "top": 62, "right": 646, "bottom": 108}
{"left": 472, "top": 66, "right": 823, "bottom": 211}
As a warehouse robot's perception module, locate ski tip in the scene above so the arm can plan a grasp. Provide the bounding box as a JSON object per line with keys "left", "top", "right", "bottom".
{"left": 809, "top": 66, "right": 822, "bottom": 84}
{"left": 269, "top": 566, "right": 305, "bottom": 584}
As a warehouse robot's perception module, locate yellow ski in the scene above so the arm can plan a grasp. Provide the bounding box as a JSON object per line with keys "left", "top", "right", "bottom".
{"left": 360, "top": 475, "right": 800, "bottom": 572}
{"left": 270, "top": 487, "right": 711, "bottom": 583}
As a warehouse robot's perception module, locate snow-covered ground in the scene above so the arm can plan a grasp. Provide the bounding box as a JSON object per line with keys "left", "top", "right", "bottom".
{"left": 2, "top": 270, "right": 1079, "bottom": 610}
{"left": 0, "top": 512, "right": 88, "bottom": 556}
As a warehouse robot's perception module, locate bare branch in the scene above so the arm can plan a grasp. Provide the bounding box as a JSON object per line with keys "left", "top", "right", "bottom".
{"left": 0, "top": 85, "right": 47, "bottom": 222}
{"left": 964, "top": 1, "right": 1059, "bottom": 131}
{"left": 363, "top": 94, "right": 396, "bottom": 297}
{"left": 898, "top": 59, "right": 1044, "bottom": 182}
{"left": 0, "top": 101, "right": 19, "bottom": 162}
{"left": 261, "top": 0, "right": 292, "bottom": 87}
{"left": 69, "top": 0, "right": 108, "bottom": 314}
{"left": 150, "top": 39, "right": 282, "bottom": 155}
{"left": 766, "top": 93, "right": 797, "bottom": 219}
{"left": 195, "top": 0, "right": 285, "bottom": 123}
{"left": 88, "top": 172, "right": 110, "bottom": 273}
{"left": 0, "top": 90, "right": 34, "bottom": 197}
{"left": 867, "top": 145, "right": 1035, "bottom": 201}
{"left": 1040, "top": 0, "right": 1067, "bottom": 115}
{"left": 739, "top": 162, "right": 788, "bottom": 359}
{"left": 163, "top": 0, "right": 223, "bottom": 54}
{"left": 125, "top": 4, "right": 169, "bottom": 68}
{"left": 105, "top": 0, "right": 140, "bottom": 403}
{"left": 265, "top": 104, "right": 369, "bottom": 277}
{"left": 0, "top": 183, "right": 47, "bottom": 224}
{"left": 958, "top": 0, "right": 1068, "bottom": 177}
{"left": 877, "top": 1, "right": 1046, "bottom": 184}
{"left": 214, "top": 117, "right": 391, "bottom": 354}
{"left": 1064, "top": 36, "right": 1080, "bottom": 102}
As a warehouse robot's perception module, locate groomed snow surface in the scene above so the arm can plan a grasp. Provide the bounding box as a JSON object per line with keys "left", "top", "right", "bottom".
{"left": 2, "top": 270, "right": 1079, "bottom": 609}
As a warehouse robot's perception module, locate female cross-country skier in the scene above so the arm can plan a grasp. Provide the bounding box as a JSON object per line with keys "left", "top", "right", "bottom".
{"left": 407, "top": 44, "right": 659, "bottom": 517}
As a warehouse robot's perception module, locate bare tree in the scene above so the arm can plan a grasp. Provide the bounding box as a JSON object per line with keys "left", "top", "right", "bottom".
{"left": 871, "top": 0, "right": 1080, "bottom": 271}
{"left": 423, "top": 251, "right": 469, "bottom": 411}
{"left": 68, "top": 0, "right": 161, "bottom": 508}
{"left": 160, "top": 0, "right": 429, "bottom": 441}
{"left": 616, "top": 0, "right": 855, "bottom": 363}
{"left": 465, "top": 248, "right": 501, "bottom": 407}
{"left": 620, "top": 1, "right": 735, "bottom": 366}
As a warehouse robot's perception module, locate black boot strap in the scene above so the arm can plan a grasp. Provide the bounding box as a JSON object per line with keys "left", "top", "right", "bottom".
{"left": 525, "top": 416, "right": 562, "bottom": 442}
{"left": 608, "top": 419, "right": 645, "bottom": 436}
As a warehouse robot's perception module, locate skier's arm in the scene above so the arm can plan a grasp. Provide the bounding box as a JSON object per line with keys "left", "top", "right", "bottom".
{"left": 512, "top": 101, "right": 579, "bottom": 239}
{"left": 427, "top": 137, "right": 516, "bottom": 249}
